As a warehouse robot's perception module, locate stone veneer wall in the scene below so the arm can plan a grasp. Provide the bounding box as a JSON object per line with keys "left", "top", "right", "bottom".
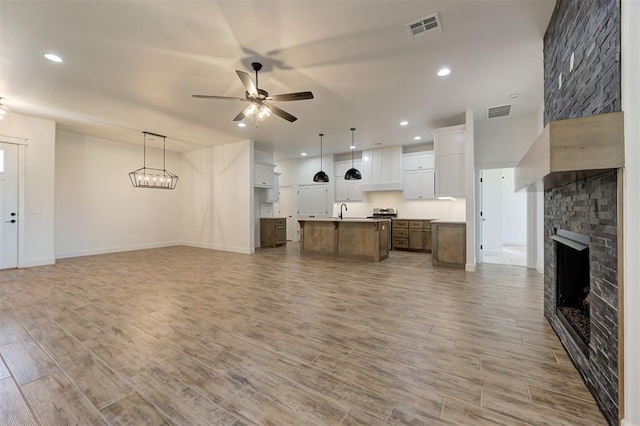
{"left": 544, "top": 0, "right": 621, "bottom": 125}
{"left": 543, "top": 1, "right": 622, "bottom": 424}
{"left": 544, "top": 170, "right": 619, "bottom": 425}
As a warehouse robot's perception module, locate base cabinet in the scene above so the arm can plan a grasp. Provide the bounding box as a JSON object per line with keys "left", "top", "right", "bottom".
{"left": 392, "top": 219, "right": 432, "bottom": 252}
{"left": 432, "top": 221, "right": 466, "bottom": 269}
{"left": 260, "top": 218, "right": 287, "bottom": 248}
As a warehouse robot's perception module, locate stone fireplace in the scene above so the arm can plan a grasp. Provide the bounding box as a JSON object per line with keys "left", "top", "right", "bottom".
{"left": 544, "top": 170, "right": 619, "bottom": 424}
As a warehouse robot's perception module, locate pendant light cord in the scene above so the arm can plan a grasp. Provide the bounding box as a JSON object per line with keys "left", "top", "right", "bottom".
{"left": 319, "top": 133, "right": 324, "bottom": 169}
{"left": 351, "top": 127, "right": 356, "bottom": 167}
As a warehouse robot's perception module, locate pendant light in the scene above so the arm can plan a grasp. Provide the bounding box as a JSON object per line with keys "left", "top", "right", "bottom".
{"left": 128, "top": 131, "right": 179, "bottom": 189}
{"left": 344, "top": 127, "right": 362, "bottom": 180}
{"left": 313, "top": 133, "right": 329, "bottom": 182}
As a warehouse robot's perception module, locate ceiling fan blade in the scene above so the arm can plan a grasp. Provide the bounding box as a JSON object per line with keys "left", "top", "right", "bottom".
{"left": 268, "top": 104, "right": 297, "bottom": 122}
{"left": 232, "top": 109, "right": 246, "bottom": 122}
{"left": 193, "top": 95, "right": 246, "bottom": 101}
{"left": 236, "top": 70, "right": 258, "bottom": 96}
{"left": 268, "top": 91, "right": 314, "bottom": 102}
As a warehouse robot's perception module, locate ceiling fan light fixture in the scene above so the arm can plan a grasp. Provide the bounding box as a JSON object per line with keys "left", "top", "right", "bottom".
{"left": 257, "top": 104, "right": 271, "bottom": 120}
{"left": 344, "top": 128, "right": 362, "bottom": 181}
{"left": 313, "top": 133, "right": 329, "bottom": 183}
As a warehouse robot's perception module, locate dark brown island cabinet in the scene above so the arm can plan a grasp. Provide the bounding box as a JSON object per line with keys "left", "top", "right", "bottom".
{"left": 260, "top": 218, "right": 287, "bottom": 248}
{"left": 431, "top": 220, "right": 466, "bottom": 269}
{"left": 392, "top": 219, "right": 433, "bottom": 252}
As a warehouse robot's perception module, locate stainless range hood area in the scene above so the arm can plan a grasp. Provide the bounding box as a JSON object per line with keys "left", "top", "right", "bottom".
{"left": 515, "top": 112, "right": 624, "bottom": 191}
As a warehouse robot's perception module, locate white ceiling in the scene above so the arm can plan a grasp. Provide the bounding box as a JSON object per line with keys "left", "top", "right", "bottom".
{"left": 0, "top": 1, "right": 555, "bottom": 160}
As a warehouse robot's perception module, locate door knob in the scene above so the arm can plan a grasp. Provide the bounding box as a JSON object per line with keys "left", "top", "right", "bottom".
{"left": 5, "top": 220, "right": 16, "bottom": 223}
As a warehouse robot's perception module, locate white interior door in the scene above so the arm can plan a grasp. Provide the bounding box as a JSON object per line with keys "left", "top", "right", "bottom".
{"left": 480, "top": 167, "right": 527, "bottom": 266}
{"left": 277, "top": 186, "right": 298, "bottom": 241}
{"left": 0, "top": 143, "right": 19, "bottom": 269}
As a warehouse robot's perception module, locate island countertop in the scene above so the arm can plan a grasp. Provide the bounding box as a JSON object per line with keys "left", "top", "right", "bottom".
{"left": 298, "top": 218, "right": 389, "bottom": 262}
{"left": 298, "top": 217, "right": 390, "bottom": 223}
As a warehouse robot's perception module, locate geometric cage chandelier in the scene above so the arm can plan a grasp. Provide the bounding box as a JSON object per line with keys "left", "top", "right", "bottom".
{"left": 128, "top": 131, "right": 179, "bottom": 189}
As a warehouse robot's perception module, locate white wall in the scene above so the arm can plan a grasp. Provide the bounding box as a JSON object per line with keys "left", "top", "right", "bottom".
{"left": 501, "top": 168, "right": 527, "bottom": 245}
{"left": 54, "top": 131, "right": 182, "bottom": 258}
{"left": 465, "top": 110, "right": 476, "bottom": 271}
{"left": 622, "top": 1, "right": 639, "bottom": 424}
{"left": 0, "top": 113, "right": 55, "bottom": 267}
{"left": 181, "top": 140, "right": 253, "bottom": 254}
{"left": 475, "top": 113, "right": 539, "bottom": 168}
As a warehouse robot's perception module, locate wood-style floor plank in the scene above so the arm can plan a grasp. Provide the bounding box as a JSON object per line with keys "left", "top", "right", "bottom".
{"left": 0, "top": 338, "right": 57, "bottom": 385}
{"left": 0, "top": 377, "right": 39, "bottom": 425}
{"left": 0, "top": 244, "right": 608, "bottom": 425}
{"left": 21, "top": 371, "right": 106, "bottom": 425}
{"left": 57, "top": 350, "right": 132, "bottom": 410}
{"left": 100, "top": 391, "right": 173, "bottom": 425}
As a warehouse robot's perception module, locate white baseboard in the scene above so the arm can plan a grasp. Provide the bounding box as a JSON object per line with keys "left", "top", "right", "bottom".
{"left": 465, "top": 263, "right": 476, "bottom": 272}
{"left": 181, "top": 242, "right": 254, "bottom": 255}
{"left": 622, "top": 419, "right": 640, "bottom": 426}
{"left": 55, "top": 241, "right": 180, "bottom": 260}
{"left": 19, "top": 257, "right": 56, "bottom": 268}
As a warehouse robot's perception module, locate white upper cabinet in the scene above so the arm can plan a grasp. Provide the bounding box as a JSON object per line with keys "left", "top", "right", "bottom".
{"left": 334, "top": 160, "right": 363, "bottom": 202}
{"left": 254, "top": 163, "right": 274, "bottom": 188}
{"left": 403, "top": 152, "right": 435, "bottom": 171}
{"left": 433, "top": 125, "right": 466, "bottom": 197}
{"left": 360, "top": 146, "right": 403, "bottom": 191}
{"left": 266, "top": 172, "right": 280, "bottom": 203}
{"left": 403, "top": 151, "right": 435, "bottom": 200}
{"left": 297, "top": 184, "right": 328, "bottom": 217}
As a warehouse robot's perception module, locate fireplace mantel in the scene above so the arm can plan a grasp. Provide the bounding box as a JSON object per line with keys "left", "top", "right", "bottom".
{"left": 515, "top": 112, "right": 624, "bottom": 191}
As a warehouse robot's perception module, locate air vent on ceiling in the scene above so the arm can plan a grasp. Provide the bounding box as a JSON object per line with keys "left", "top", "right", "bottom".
{"left": 406, "top": 13, "right": 442, "bottom": 38}
{"left": 487, "top": 104, "right": 512, "bottom": 119}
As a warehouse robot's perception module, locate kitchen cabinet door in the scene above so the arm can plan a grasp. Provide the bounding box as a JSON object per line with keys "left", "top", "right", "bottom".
{"left": 254, "top": 163, "right": 274, "bottom": 188}
{"left": 267, "top": 173, "right": 280, "bottom": 202}
{"left": 297, "top": 184, "right": 328, "bottom": 217}
{"left": 403, "top": 169, "right": 435, "bottom": 200}
{"left": 434, "top": 125, "right": 465, "bottom": 197}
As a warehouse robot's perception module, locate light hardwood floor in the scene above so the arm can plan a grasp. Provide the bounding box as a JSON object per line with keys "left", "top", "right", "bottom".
{"left": 0, "top": 244, "right": 606, "bottom": 425}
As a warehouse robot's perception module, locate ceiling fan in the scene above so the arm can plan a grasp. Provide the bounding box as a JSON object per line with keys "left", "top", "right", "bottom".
{"left": 193, "top": 62, "right": 313, "bottom": 123}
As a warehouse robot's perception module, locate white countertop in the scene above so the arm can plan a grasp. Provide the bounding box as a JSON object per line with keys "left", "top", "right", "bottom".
{"left": 298, "top": 217, "right": 391, "bottom": 222}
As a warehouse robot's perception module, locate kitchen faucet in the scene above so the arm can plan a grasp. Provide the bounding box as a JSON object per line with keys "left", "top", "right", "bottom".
{"left": 339, "top": 203, "right": 348, "bottom": 219}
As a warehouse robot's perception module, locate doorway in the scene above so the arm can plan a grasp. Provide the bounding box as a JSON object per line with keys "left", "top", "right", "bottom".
{"left": 0, "top": 142, "right": 19, "bottom": 269}
{"left": 277, "top": 186, "right": 298, "bottom": 242}
{"left": 479, "top": 167, "right": 527, "bottom": 266}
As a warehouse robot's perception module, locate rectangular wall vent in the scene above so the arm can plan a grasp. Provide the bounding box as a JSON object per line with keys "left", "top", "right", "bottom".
{"left": 406, "top": 13, "right": 442, "bottom": 38}
{"left": 487, "top": 104, "right": 512, "bottom": 119}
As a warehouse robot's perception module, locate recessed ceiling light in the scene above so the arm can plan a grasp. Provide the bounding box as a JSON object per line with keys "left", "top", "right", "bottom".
{"left": 301, "top": 152, "right": 307, "bottom": 156}
{"left": 237, "top": 122, "right": 246, "bottom": 128}
{"left": 350, "top": 145, "right": 356, "bottom": 150}
{"left": 414, "top": 136, "right": 422, "bottom": 140}
{"left": 44, "top": 53, "right": 63, "bottom": 63}
{"left": 400, "top": 120, "right": 408, "bottom": 126}
{"left": 437, "top": 67, "right": 451, "bottom": 77}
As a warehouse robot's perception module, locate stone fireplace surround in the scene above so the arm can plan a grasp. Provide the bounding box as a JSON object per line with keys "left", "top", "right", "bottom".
{"left": 544, "top": 169, "right": 619, "bottom": 425}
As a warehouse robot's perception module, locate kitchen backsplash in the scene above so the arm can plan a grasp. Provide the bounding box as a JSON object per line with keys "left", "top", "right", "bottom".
{"left": 331, "top": 191, "right": 466, "bottom": 221}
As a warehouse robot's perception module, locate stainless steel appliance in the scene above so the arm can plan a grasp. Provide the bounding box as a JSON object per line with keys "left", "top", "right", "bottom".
{"left": 367, "top": 208, "right": 398, "bottom": 249}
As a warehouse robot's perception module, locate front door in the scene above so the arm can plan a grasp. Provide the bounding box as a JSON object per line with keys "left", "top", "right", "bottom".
{"left": 0, "top": 143, "right": 19, "bottom": 269}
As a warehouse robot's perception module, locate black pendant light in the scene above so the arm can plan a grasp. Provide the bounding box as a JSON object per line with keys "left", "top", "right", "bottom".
{"left": 344, "top": 127, "right": 362, "bottom": 180}
{"left": 313, "top": 133, "right": 330, "bottom": 183}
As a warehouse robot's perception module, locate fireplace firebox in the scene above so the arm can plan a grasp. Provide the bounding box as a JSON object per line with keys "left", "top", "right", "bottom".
{"left": 552, "top": 229, "right": 590, "bottom": 355}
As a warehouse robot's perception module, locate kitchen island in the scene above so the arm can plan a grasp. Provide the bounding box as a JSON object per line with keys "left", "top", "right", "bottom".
{"left": 298, "top": 218, "right": 390, "bottom": 262}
